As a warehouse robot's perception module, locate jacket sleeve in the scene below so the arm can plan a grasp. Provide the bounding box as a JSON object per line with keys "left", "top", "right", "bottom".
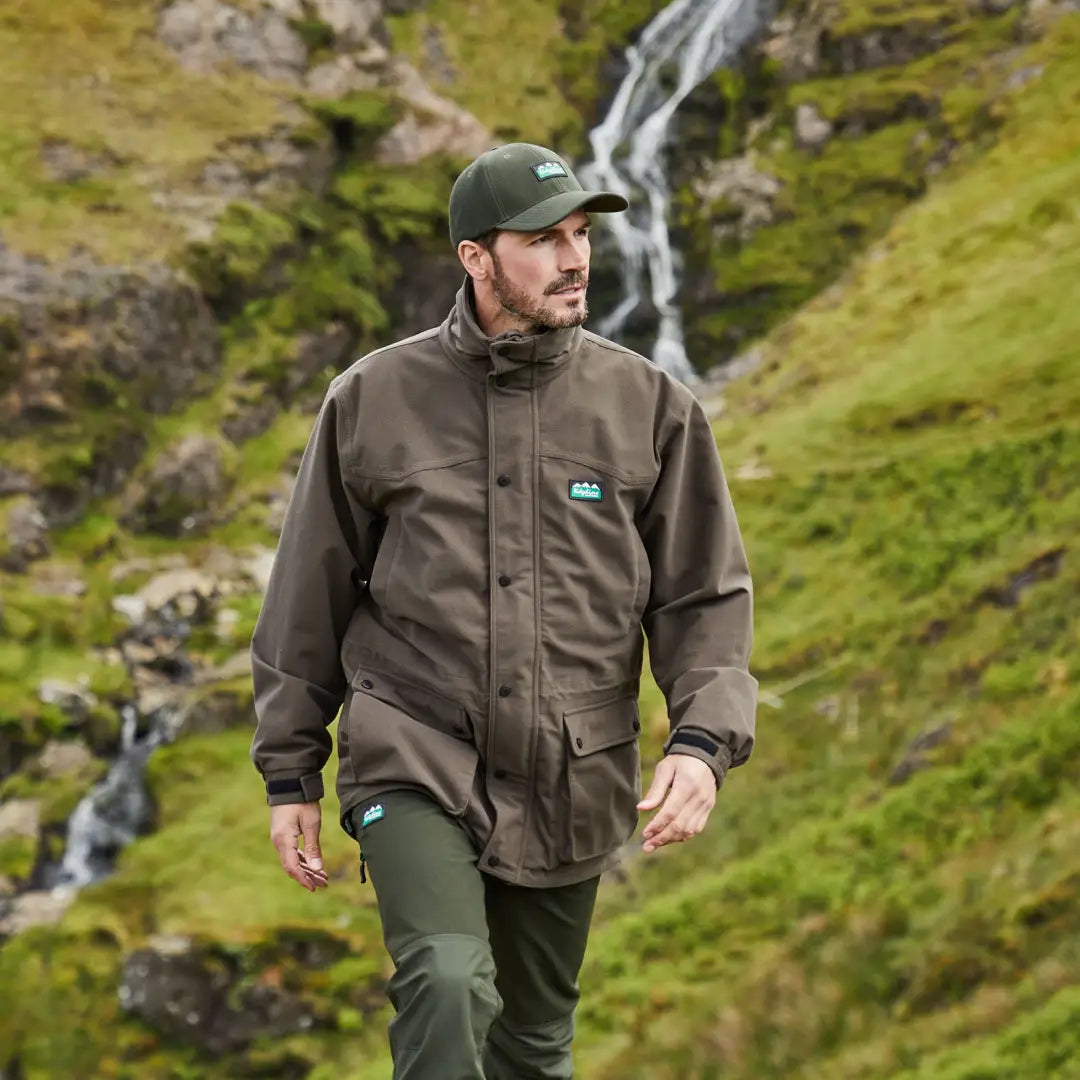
{"left": 250, "top": 379, "right": 376, "bottom": 805}
{"left": 638, "top": 396, "right": 757, "bottom": 787}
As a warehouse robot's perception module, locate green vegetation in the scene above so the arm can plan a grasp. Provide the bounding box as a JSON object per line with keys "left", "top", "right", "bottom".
{"left": 1, "top": 2, "right": 1079, "bottom": 1078}
{"left": 679, "top": 2, "right": 1045, "bottom": 365}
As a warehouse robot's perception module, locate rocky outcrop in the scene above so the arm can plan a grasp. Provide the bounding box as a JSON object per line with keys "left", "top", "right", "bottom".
{"left": 692, "top": 156, "right": 783, "bottom": 244}
{"left": 122, "top": 435, "right": 233, "bottom": 537}
{"left": 0, "top": 245, "right": 220, "bottom": 435}
{"left": 120, "top": 940, "right": 322, "bottom": 1053}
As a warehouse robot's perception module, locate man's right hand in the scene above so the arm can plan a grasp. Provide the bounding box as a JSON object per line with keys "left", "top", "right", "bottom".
{"left": 270, "top": 801, "right": 328, "bottom": 892}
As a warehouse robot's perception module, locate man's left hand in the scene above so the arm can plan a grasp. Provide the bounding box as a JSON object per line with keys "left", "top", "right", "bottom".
{"left": 637, "top": 754, "right": 717, "bottom": 854}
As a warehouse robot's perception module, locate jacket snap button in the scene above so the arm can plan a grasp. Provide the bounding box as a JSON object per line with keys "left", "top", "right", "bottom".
{"left": 493, "top": 768, "right": 507, "bottom": 779}
{"left": 360, "top": 679, "right": 374, "bottom": 689}
{"left": 632, "top": 719, "right": 640, "bottom": 732}
{"left": 488, "top": 855, "right": 500, "bottom": 867}
{"left": 498, "top": 684, "right": 512, "bottom": 697}
{"left": 498, "top": 574, "right": 511, "bottom": 587}
{"left": 575, "top": 737, "right": 584, "bottom": 749}
{"left": 453, "top": 723, "right": 467, "bottom": 736}
{"left": 496, "top": 473, "right": 511, "bottom": 487}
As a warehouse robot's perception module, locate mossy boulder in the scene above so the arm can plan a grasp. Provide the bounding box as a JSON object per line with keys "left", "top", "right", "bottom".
{"left": 122, "top": 434, "right": 237, "bottom": 537}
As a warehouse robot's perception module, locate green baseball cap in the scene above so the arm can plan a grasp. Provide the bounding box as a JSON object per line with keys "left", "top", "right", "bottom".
{"left": 449, "top": 143, "right": 628, "bottom": 248}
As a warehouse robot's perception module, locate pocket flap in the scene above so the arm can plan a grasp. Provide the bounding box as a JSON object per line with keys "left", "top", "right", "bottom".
{"left": 564, "top": 695, "right": 640, "bottom": 756}
{"left": 351, "top": 668, "right": 472, "bottom": 741}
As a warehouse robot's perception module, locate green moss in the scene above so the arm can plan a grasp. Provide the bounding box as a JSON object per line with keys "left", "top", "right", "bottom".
{"left": 184, "top": 201, "right": 298, "bottom": 306}
{"left": 0, "top": 0, "right": 282, "bottom": 261}
{"left": 0, "top": 831, "right": 37, "bottom": 880}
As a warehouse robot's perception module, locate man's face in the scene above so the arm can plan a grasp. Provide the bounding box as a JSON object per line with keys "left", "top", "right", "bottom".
{"left": 487, "top": 210, "right": 592, "bottom": 331}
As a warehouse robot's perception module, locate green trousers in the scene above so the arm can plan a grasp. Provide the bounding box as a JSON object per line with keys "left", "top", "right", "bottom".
{"left": 351, "top": 790, "right": 600, "bottom": 1079}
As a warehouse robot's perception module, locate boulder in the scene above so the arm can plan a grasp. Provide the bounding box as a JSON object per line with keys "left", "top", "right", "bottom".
{"left": 1, "top": 496, "right": 50, "bottom": 572}
{"left": 157, "top": 0, "right": 308, "bottom": 83}
{"left": 38, "top": 739, "right": 97, "bottom": 780}
{"left": 309, "top": 0, "right": 384, "bottom": 46}
{"left": 38, "top": 679, "right": 98, "bottom": 725}
{"left": 376, "top": 60, "right": 491, "bottom": 165}
{"left": 122, "top": 435, "right": 232, "bottom": 537}
{"left": 120, "top": 944, "right": 317, "bottom": 1053}
{"left": 794, "top": 102, "right": 833, "bottom": 150}
{"left": 694, "top": 156, "right": 783, "bottom": 243}
{"left": 0, "top": 246, "right": 220, "bottom": 424}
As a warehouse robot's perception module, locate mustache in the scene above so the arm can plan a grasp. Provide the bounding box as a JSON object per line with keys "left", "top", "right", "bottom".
{"left": 545, "top": 272, "right": 588, "bottom": 295}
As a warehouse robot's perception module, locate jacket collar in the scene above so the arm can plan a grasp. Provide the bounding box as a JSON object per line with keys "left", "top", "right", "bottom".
{"left": 439, "top": 277, "right": 581, "bottom": 383}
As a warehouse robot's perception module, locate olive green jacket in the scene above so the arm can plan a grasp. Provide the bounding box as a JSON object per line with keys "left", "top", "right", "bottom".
{"left": 251, "top": 280, "right": 757, "bottom": 885}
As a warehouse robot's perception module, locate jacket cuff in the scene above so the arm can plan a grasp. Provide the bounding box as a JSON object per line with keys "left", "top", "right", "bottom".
{"left": 263, "top": 772, "right": 324, "bottom": 805}
{"left": 663, "top": 729, "right": 734, "bottom": 788}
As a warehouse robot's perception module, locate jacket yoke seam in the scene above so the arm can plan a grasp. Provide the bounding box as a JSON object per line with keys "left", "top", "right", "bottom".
{"left": 346, "top": 453, "right": 487, "bottom": 482}
{"left": 538, "top": 451, "right": 655, "bottom": 487}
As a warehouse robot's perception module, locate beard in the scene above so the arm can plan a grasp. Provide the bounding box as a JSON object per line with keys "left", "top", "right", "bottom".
{"left": 491, "top": 251, "right": 589, "bottom": 331}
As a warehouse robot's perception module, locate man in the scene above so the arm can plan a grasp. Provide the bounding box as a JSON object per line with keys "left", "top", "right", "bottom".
{"left": 250, "top": 142, "right": 757, "bottom": 1078}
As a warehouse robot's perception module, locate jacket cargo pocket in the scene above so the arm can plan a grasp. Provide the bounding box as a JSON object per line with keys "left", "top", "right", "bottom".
{"left": 562, "top": 695, "right": 641, "bottom": 863}
{"left": 347, "top": 670, "right": 477, "bottom": 816}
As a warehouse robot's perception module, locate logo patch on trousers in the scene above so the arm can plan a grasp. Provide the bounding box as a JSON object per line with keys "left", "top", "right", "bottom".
{"left": 569, "top": 480, "right": 604, "bottom": 502}
{"left": 361, "top": 803, "right": 384, "bottom": 827}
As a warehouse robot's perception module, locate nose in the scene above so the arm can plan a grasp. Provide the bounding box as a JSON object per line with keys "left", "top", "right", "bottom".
{"left": 559, "top": 234, "right": 589, "bottom": 273}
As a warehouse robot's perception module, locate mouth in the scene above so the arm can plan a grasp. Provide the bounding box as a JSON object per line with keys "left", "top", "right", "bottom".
{"left": 551, "top": 284, "right": 586, "bottom": 299}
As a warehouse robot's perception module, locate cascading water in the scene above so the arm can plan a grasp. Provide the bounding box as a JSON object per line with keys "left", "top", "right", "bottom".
{"left": 580, "top": 0, "right": 769, "bottom": 382}
{"left": 45, "top": 704, "right": 177, "bottom": 892}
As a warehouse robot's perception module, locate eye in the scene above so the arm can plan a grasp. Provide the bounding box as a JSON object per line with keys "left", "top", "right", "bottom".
{"left": 531, "top": 235, "right": 553, "bottom": 245}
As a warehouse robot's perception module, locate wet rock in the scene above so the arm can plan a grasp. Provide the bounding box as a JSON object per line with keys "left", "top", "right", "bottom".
{"left": 120, "top": 944, "right": 317, "bottom": 1053}
{"left": 157, "top": 0, "right": 308, "bottom": 83}
{"left": 1, "top": 496, "right": 50, "bottom": 572}
{"left": 376, "top": 60, "right": 491, "bottom": 165}
{"left": 794, "top": 102, "right": 833, "bottom": 150}
{"left": 38, "top": 679, "right": 98, "bottom": 725}
{"left": 122, "top": 435, "right": 232, "bottom": 537}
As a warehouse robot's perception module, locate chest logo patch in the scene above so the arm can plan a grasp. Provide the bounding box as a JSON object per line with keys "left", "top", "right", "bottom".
{"left": 569, "top": 480, "right": 604, "bottom": 502}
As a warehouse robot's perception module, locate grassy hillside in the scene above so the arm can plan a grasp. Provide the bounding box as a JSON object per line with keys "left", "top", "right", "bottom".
{"left": 1, "top": 3, "right": 1079, "bottom": 1079}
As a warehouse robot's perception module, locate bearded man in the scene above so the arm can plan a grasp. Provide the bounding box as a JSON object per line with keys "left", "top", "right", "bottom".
{"left": 250, "top": 142, "right": 757, "bottom": 1079}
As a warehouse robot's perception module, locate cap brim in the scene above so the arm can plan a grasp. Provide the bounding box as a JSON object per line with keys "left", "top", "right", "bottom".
{"left": 497, "top": 190, "right": 628, "bottom": 233}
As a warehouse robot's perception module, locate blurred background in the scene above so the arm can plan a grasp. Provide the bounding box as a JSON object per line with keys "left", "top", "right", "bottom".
{"left": 1, "top": 0, "right": 1078, "bottom": 1076}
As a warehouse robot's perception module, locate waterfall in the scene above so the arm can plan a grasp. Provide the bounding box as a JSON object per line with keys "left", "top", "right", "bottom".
{"left": 581, "top": 0, "right": 768, "bottom": 381}
{"left": 45, "top": 704, "right": 177, "bottom": 892}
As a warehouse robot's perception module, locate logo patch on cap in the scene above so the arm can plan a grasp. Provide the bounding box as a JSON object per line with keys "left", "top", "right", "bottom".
{"left": 532, "top": 161, "right": 568, "bottom": 181}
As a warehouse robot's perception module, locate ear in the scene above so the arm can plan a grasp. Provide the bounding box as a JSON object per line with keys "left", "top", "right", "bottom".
{"left": 458, "top": 240, "right": 491, "bottom": 281}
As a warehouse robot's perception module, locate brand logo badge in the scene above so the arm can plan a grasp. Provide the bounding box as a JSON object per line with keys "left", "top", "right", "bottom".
{"left": 569, "top": 480, "right": 604, "bottom": 502}
{"left": 532, "top": 161, "right": 568, "bottom": 181}
{"left": 361, "top": 803, "right": 384, "bottom": 828}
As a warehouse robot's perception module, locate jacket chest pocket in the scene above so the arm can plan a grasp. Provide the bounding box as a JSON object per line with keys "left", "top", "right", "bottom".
{"left": 562, "top": 695, "right": 642, "bottom": 863}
